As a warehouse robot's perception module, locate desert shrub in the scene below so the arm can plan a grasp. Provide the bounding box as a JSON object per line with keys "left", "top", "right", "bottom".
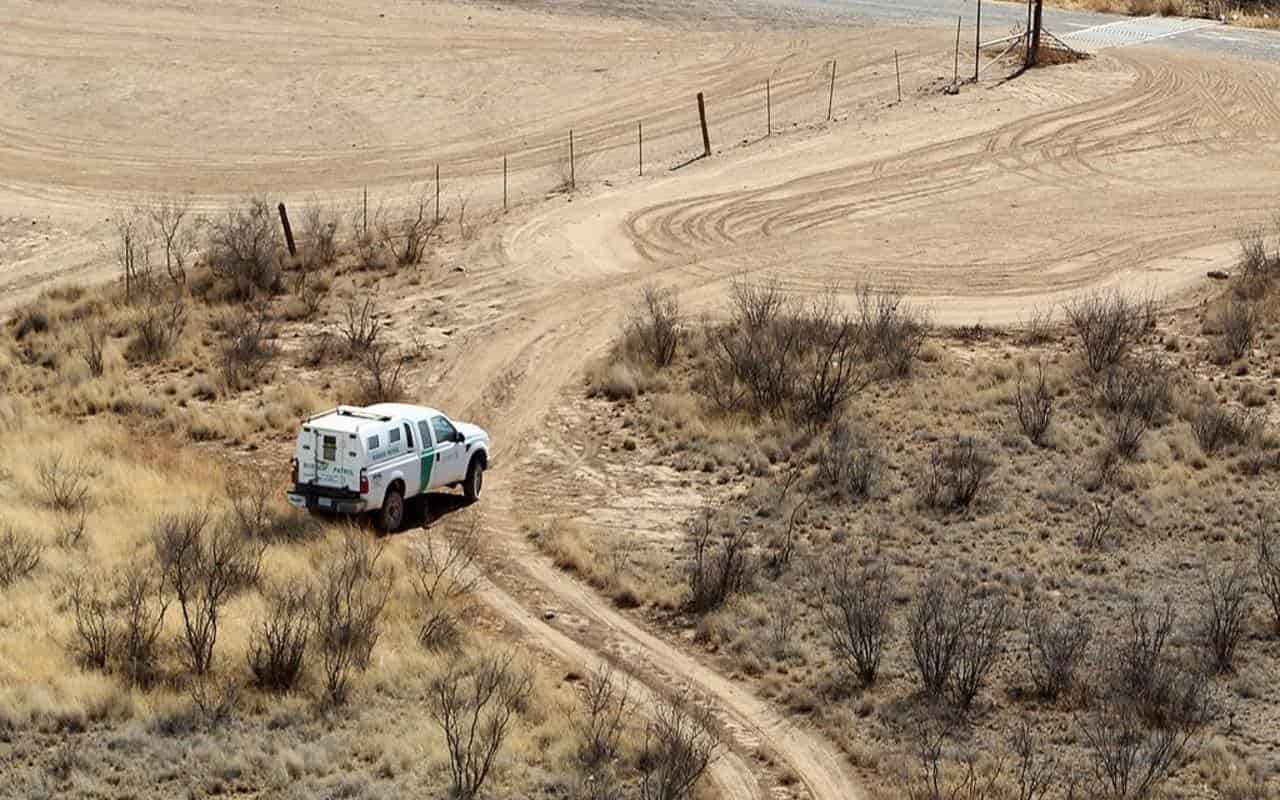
{"left": 686, "top": 504, "right": 755, "bottom": 613}
{"left": 814, "top": 421, "right": 880, "bottom": 500}
{"left": 355, "top": 342, "right": 407, "bottom": 405}
{"left": 819, "top": 554, "right": 892, "bottom": 686}
{"left": 188, "top": 673, "right": 240, "bottom": 729}
{"left": 1014, "top": 361, "right": 1054, "bottom": 445}
{"left": 1099, "top": 356, "right": 1171, "bottom": 423}
{"left": 855, "top": 284, "right": 930, "bottom": 378}
{"left": 82, "top": 321, "right": 106, "bottom": 377}
{"left": 1024, "top": 600, "right": 1092, "bottom": 701}
{"left": 570, "top": 663, "right": 631, "bottom": 770}
{"left": 1079, "top": 701, "right": 1197, "bottom": 800}
{"left": 153, "top": 510, "right": 263, "bottom": 675}
{"left": 148, "top": 194, "right": 201, "bottom": 286}
{"left": 902, "top": 727, "right": 1002, "bottom": 800}
{"left": 1219, "top": 296, "right": 1258, "bottom": 362}
{"left": 1197, "top": 564, "right": 1250, "bottom": 673}
{"left": 922, "top": 435, "right": 994, "bottom": 511}
{"left": 114, "top": 209, "right": 154, "bottom": 303}
{"left": 127, "top": 289, "right": 187, "bottom": 362}
{"left": 409, "top": 517, "right": 480, "bottom": 651}
{"left": 1019, "top": 305, "right": 1057, "bottom": 345}
{"left": 379, "top": 190, "right": 435, "bottom": 267}
{"left": 1106, "top": 599, "right": 1212, "bottom": 730}
{"left": 218, "top": 304, "right": 277, "bottom": 390}
{"left": 12, "top": 305, "right": 50, "bottom": 340}
{"left": 312, "top": 533, "right": 394, "bottom": 705}
{"left": 908, "top": 574, "right": 1009, "bottom": 709}
{"left": 1064, "top": 289, "right": 1154, "bottom": 373}
{"left": 1234, "top": 225, "right": 1280, "bottom": 299}
{"left": 638, "top": 690, "right": 721, "bottom": 800}
{"left": 626, "top": 285, "right": 682, "bottom": 369}
{"left": 340, "top": 297, "right": 383, "bottom": 356}
{"left": 116, "top": 562, "right": 168, "bottom": 688}
{"left": 702, "top": 281, "right": 801, "bottom": 415}
{"left": 349, "top": 204, "right": 383, "bottom": 270}
{"left": 1258, "top": 523, "right": 1280, "bottom": 634}
{"left": 0, "top": 525, "right": 43, "bottom": 588}
{"left": 68, "top": 571, "right": 113, "bottom": 670}
{"left": 429, "top": 652, "right": 533, "bottom": 800}
{"left": 1082, "top": 492, "right": 1120, "bottom": 550}
{"left": 302, "top": 203, "right": 339, "bottom": 268}
{"left": 56, "top": 508, "right": 87, "bottom": 550}
{"left": 248, "top": 583, "right": 311, "bottom": 693}
{"left": 1009, "top": 720, "right": 1060, "bottom": 800}
{"left": 207, "top": 198, "right": 281, "bottom": 299}
{"left": 799, "top": 295, "right": 866, "bottom": 428}
{"left": 1192, "top": 402, "right": 1256, "bottom": 455}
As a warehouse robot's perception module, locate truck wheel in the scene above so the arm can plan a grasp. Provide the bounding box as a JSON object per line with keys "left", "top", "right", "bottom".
{"left": 464, "top": 459, "right": 484, "bottom": 502}
{"left": 377, "top": 488, "right": 405, "bottom": 532}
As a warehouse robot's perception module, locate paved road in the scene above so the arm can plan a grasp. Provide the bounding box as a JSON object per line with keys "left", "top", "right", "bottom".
{"left": 741, "top": 0, "right": 1280, "bottom": 61}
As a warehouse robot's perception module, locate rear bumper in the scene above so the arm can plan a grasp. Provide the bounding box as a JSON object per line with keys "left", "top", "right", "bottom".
{"left": 287, "top": 487, "right": 367, "bottom": 514}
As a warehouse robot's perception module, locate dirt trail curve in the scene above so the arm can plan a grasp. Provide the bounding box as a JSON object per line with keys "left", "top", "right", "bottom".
{"left": 407, "top": 45, "right": 1280, "bottom": 800}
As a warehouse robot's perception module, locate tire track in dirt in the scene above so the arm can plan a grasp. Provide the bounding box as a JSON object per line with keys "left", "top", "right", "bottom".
{"left": 388, "top": 47, "right": 1280, "bottom": 800}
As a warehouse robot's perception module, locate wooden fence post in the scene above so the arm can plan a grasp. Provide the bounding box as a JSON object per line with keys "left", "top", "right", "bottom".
{"left": 766, "top": 78, "right": 772, "bottom": 136}
{"left": 895, "top": 50, "right": 902, "bottom": 104}
{"left": 569, "top": 129, "right": 576, "bottom": 191}
{"left": 362, "top": 186, "right": 368, "bottom": 237}
{"left": 827, "top": 59, "right": 837, "bottom": 121}
{"left": 638, "top": 121, "right": 643, "bottom": 176}
{"left": 975, "top": 0, "right": 982, "bottom": 81}
{"left": 435, "top": 163, "right": 441, "bottom": 225}
{"left": 503, "top": 156, "right": 508, "bottom": 212}
{"left": 278, "top": 202, "right": 297, "bottom": 257}
{"left": 697, "top": 92, "right": 711, "bottom": 158}
{"left": 954, "top": 16, "right": 962, "bottom": 83}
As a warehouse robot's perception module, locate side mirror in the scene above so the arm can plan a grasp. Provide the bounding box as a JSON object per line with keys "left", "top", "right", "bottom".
{"left": 454, "top": 431, "right": 465, "bottom": 443}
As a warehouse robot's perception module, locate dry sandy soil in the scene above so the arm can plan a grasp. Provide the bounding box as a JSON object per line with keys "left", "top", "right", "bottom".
{"left": 5, "top": 0, "right": 1280, "bottom": 799}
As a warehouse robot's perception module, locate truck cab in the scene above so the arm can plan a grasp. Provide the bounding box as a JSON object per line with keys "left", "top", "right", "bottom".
{"left": 287, "top": 403, "right": 490, "bottom": 531}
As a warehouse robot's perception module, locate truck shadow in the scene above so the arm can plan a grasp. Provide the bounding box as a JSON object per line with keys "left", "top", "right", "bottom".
{"left": 400, "top": 491, "right": 473, "bottom": 531}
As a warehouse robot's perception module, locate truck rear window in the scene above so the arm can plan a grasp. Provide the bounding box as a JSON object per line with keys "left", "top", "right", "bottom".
{"left": 367, "top": 434, "right": 380, "bottom": 451}
{"left": 322, "top": 436, "right": 337, "bottom": 461}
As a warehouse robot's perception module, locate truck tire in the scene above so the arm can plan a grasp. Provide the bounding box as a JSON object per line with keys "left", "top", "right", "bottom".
{"left": 464, "top": 459, "right": 484, "bottom": 502}
{"left": 377, "top": 487, "right": 405, "bottom": 532}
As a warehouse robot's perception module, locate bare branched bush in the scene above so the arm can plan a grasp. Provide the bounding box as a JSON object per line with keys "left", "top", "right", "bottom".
{"left": 0, "top": 525, "right": 42, "bottom": 588}
{"left": 819, "top": 553, "right": 892, "bottom": 686}
{"left": 1219, "top": 295, "right": 1258, "bottom": 362}
{"left": 1019, "top": 305, "right": 1056, "bottom": 346}
{"left": 1064, "top": 289, "right": 1154, "bottom": 373}
{"left": 1197, "top": 564, "right": 1250, "bottom": 673}
{"left": 355, "top": 342, "right": 408, "bottom": 405}
{"left": 1192, "top": 402, "right": 1256, "bottom": 455}
{"left": 1080, "top": 701, "right": 1196, "bottom": 800}
{"left": 1258, "top": 522, "right": 1280, "bottom": 635}
{"left": 1014, "top": 361, "right": 1054, "bottom": 446}
{"left": 301, "top": 203, "right": 339, "bottom": 268}
{"left": 35, "top": 452, "right": 91, "bottom": 513}
{"left": 1082, "top": 491, "right": 1120, "bottom": 550}
{"left": 68, "top": 571, "right": 113, "bottom": 671}
{"left": 116, "top": 562, "right": 168, "bottom": 688}
{"left": 312, "top": 533, "right": 394, "bottom": 705}
{"left": 379, "top": 189, "right": 435, "bottom": 267}
{"left": 153, "top": 510, "right": 263, "bottom": 675}
{"left": 638, "top": 689, "right": 721, "bottom": 800}
{"left": 188, "top": 673, "right": 240, "bottom": 729}
{"left": 1106, "top": 599, "right": 1212, "bottom": 730}
{"left": 340, "top": 297, "right": 383, "bottom": 356}
{"left": 1024, "top": 600, "right": 1093, "bottom": 701}
{"left": 248, "top": 583, "right": 311, "bottom": 693}
{"left": 82, "top": 321, "right": 106, "bottom": 377}
{"left": 686, "top": 504, "right": 755, "bottom": 613}
{"left": 702, "top": 280, "right": 801, "bottom": 415}
{"left": 207, "top": 198, "right": 281, "bottom": 299}
{"left": 814, "top": 421, "right": 881, "bottom": 500}
{"left": 626, "top": 285, "right": 682, "bottom": 369}
{"left": 570, "top": 662, "right": 631, "bottom": 769}
{"left": 225, "top": 474, "right": 274, "bottom": 541}
{"left": 1099, "top": 358, "right": 1172, "bottom": 460}
{"left": 800, "top": 295, "right": 867, "bottom": 428}
{"left": 128, "top": 289, "right": 187, "bottom": 362}
{"left": 409, "top": 517, "right": 481, "bottom": 651}
{"left": 114, "top": 209, "right": 154, "bottom": 304}
{"left": 1010, "top": 720, "right": 1058, "bottom": 800}
{"left": 922, "top": 435, "right": 995, "bottom": 512}
{"left": 148, "top": 194, "right": 201, "bottom": 287}
{"left": 56, "top": 507, "right": 87, "bottom": 550}
{"left": 1234, "top": 225, "right": 1280, "bottom": 300}
{"left": 902, "top": 728, "right": 1003, "bottom": 800}
{"left": 218, "top": 304, "right": 277, "bottom": 390}
{"left": 855, "top": 284, "right": 930, "bottom": 378}
{"left": 429, "top": 651, "right": 534, "bottom": 800}
{"left": 349, "top": 203, "right": 384, "bottom": 270}
{"left": 908, "top": 574, "right": 1008, "bottom": 709}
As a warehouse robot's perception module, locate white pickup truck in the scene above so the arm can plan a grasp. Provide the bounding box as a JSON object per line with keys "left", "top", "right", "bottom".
{"left": 287, "top": 403, "right": 490, "bottom": 531}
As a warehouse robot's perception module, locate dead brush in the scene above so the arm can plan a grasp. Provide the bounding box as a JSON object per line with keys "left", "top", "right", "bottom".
{"left": 0, "top": 524, "right": 43, "bottom": 587}
{"left": 1014, "top": 361, "right": 1054, "bottom": 446}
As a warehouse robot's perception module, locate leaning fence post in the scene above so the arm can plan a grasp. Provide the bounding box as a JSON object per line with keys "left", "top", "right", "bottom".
{"left": 697, "top": 92, "right": 711, "bottom": 158}
{"left": 766, "top": 78, "right": 772, "bottom": 136}
{"left": 827, "top": 59, "right": 837, "bottom": 121}
{"left": 638, "top": 121, "right": 643, "bottom": 177}
{"left": 277, "top": 202, "right": 297, "bottom": 257}
{"left": 362, "top": 186, "right": 368, "bottom": 237}
{"left": 569, "top": 129, "right": 576, "bottom": 192}
{"left": 975, "top": 0, "right": 983, "bottom": 81}
{"left": 895, "top": 50, "right": 902, "bottom": 104}
{"left": 503, "top": 155, "right": 508, "bottom": 212}
{"left": 954, "top": 16, "right": 962, "bottom": 84}
{"left": 435, "top": 164, "right": 441, "bottom": 226}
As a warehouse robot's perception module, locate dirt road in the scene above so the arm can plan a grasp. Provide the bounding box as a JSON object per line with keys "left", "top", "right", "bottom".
{"left": 8, "top": 2, "right": 1280, "bottom": 798}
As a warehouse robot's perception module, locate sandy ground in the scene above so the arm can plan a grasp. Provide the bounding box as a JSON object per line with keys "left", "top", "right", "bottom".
{"left": 8, "top": 1, "right": 1280, "bottom": 799}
